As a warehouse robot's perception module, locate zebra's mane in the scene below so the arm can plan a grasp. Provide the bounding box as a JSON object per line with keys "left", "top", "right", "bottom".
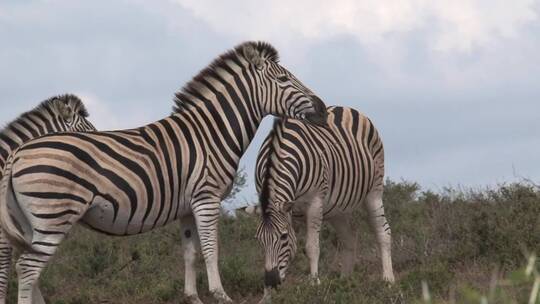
{"left": 259, "top": 118, "right": 283, "bottom": 218}
{"left": 172, "top": 41, "right": 279, "bottom": 114}
{"left": 1, "top": 94, "right": 88, "bottom": 133}
{"left": 39, "top": 94, "right": 89, "bottom": 118}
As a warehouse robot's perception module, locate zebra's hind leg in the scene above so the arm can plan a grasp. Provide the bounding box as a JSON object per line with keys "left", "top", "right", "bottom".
{"left": 180, "top": 215, "right": 203, "bottom": 304}
{"left": 305, "top": 196, "right": 324, "bottom": 284}
{"left": 14, "top": 223, "right": 68, "bottom": 304}
{"left": 0, "top": 229, "right": 13, "bottom": 304}
{"left": 328, "top": 216, "right": 355, "bottom": 277}
{"left": 31, "top": 284, "right": 45, "bottom": 304}
{"left": 15, "top": 251, "right": 52, "bottom": 304}
{"left": 365, "top": 189, "right": 395, "bottom": 283}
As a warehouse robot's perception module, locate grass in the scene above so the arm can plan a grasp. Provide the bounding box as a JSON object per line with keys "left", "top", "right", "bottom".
{"left": 4, "top": 180, "right": 540, "bottom": 303}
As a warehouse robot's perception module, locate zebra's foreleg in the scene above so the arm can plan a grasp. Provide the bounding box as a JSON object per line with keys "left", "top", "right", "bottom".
{"left": 180, "top": 215, "right": 203, "bottom": 304}
{"left": 305, "top": 196, "right": 323, "bottom": 284}
{"left": 0, "top": 229, "right": 12, "bottom": 304}
{"left": 193, "top": 200, "right": 232, "bottom": 304}
{"left": 328, "top": 216, "right": 355, "bottom": 277}
{"left": 365, "top": 190, "right": 395, "bottom": 283}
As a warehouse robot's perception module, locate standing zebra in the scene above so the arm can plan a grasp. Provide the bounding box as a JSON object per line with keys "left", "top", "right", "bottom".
{"left": 254, "top": 106, "right": 395, "bottom": 294}
{"left": 0, "top": 41, "right": 326, "bottom": 304}
{"left": 0, "top": 94, "right": 96, "bottom": 304}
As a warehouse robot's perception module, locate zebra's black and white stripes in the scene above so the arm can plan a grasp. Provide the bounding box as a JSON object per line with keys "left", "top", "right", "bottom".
{"left": 0, "top": 94, "right": 95, "bottom": 304}
{"left": 0, "top": 42, "right": 326, "bottom": 304}
{"left": 254, "top": 106, "right": 394, "bottom": 291}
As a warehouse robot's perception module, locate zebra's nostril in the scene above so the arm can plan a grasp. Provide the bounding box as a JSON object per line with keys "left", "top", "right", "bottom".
{"left": 264, "top": 268, "right": 281, "bottom": 288}
{"left": 318, "top": 98, "right": 325, "bottom": 111}
{"left": 310, "top": 95, "right": 326, "bottom": 112}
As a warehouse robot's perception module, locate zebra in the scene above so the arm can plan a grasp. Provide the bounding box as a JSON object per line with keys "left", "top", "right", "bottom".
{"left": 254, "top": 106, "right": 395, "bottom": 296}
{"left": 0, "top": 94, "right": 96, "bottom": 304}
{"left": 0, "top": 41, "right": 327, "bottom": 304}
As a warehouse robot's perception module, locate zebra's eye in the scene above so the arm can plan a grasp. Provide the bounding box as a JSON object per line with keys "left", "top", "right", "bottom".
{"left": 280, "top": 233, "right": 288, "bottom": 241}
{"left": 277, "top": 75, "right": 289, "bottom": 82}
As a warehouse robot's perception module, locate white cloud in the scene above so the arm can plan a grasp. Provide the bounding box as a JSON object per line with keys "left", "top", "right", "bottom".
{"left": 77, "top": 93, "right": 162, "bottom": 131}
{"left": 173, "top": 0, "right": 538, "bottom": 52}
{"left": 77, "top": 93, "right": 122, "bottom": 130}
{"left": 428, "top": 1, "right": 538, "bottom": 51}
{"left": 0, "top": 0, "right": 538, "bottom": 195}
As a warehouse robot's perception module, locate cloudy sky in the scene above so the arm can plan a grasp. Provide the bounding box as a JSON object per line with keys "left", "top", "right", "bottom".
{"left": 1, "top": 0, "right": 539, "bottom": 205}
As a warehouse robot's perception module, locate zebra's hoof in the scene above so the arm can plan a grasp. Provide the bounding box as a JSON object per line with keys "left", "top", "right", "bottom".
{"left": 383, "top": 274, "right": 395, "bottom": 284}
{"left": 186, "top": 294, "right": 204, "bottom": 304}
{"left": 259, "top": 286, "right": 272, "bottom": 304}
{"left": 211, "top": 290, "right": 232, "bottom": 303}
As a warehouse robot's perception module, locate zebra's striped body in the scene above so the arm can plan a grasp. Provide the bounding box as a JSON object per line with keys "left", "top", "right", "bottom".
{"left": 0, "top": 42, "right": 326, "bottom": 304}
{"left": 0, "top": 94, "right": 95, "bottom": 304}
{"left": 255, "top": 106, "right": 394, "bottom": 291}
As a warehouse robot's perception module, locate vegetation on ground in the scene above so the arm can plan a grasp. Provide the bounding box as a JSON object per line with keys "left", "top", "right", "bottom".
{"left": 5, "top": 180, "right": 540, "bottom": 303}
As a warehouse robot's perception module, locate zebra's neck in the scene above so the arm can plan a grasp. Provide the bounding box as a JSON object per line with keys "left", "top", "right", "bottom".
{"left": 0, "top": 108, "right": 65, "bottom": 170}
{"left": 266, "top": 173, "right": 298, "bottom": 207}
{"left": 260, "top": 166, "right": 299, "bottom": 217}
{"left": 172, "top": 74, "right": 265, "bottom": 162}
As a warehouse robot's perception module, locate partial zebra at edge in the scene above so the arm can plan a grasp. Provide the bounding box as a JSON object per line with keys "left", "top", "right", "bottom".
{"left": 0, "top": 93, "right": 96, "bottom": 304}
{"left": 0, "top": 94, "right": 95, "bottom": 170}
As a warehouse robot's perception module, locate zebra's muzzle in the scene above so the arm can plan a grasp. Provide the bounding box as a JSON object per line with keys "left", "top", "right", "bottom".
{"left": 305, "top": 95, "right": 328, "bottom": 126}
{"left": 264, "top": 268, "right": 281, "bottom": 288}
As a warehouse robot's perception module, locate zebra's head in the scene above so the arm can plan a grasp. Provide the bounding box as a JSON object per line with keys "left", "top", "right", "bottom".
{"left": 240, "top": 42, "right": 327, "bottom": 125}
{"left": 49, "top": 94, "right": 96, "bottom": 132}
{"left": 255, "top": 202, "right": 297, "bottom": 288}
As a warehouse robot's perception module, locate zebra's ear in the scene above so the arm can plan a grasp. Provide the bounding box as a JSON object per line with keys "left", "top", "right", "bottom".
{"left": 282, "top": 201, "right": 294, "bottom": 213}
{"left": 53, "top": 98, "right": 74, "bottom": 122}
{"left": 242, "top": 44, "right": 265, "bottom": 70}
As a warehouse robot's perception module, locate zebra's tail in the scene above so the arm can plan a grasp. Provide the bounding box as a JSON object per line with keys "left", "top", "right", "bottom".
{"left": 0, "top": 156, "right": 33, "bottom": 250}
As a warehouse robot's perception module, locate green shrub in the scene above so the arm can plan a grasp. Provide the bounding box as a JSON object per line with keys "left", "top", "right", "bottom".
{"left": 3, "top": 180, "right": 538, "bottom": 303}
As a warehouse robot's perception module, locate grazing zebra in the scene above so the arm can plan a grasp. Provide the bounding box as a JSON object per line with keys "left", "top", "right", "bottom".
{"left": 254, "top": 106, "right": 395, "bottom": 294}
{"left": 0, "top": 94, "right": 95, "bottom": 304}
{"left": 0, "top": 41, "right": 326, "bottom": 304}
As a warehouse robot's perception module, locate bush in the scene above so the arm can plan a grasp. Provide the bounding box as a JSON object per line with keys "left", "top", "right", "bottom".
{"left": 4, "top": 180, "right": 539, "bottom": 303}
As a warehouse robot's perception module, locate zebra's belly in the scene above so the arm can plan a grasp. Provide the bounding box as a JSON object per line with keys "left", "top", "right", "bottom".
{"left": 292, "top": 192, "right": 367, "bottom": 220}
{"left": 291, "top": 202, "right": 355, "bottom": 221}
{"left": 323, "top": 197, "right": 366, "bottom": 217}
{"left": 81, "top": 195, "right": 185, "bottom": 236}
